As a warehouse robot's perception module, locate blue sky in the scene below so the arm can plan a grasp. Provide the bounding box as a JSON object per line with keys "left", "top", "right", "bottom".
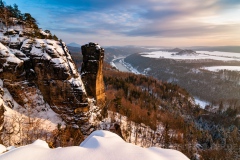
{"left": 6, "top": 0, "right": 240, "bottom": 46}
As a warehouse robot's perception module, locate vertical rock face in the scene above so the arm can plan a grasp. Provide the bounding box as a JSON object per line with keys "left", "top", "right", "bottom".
{"left": 81, "top": 42, "right": 105, "bottom": 106}
{"left": 0, "top": 39, "right": 88, "bottom": 124}
{"left": 0, "top": 35, "right": 105, "bottom": 143}
{"left": 0, "top": 86, "right": 5, "bottom": 144}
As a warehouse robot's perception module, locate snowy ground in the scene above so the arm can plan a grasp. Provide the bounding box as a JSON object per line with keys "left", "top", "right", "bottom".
{"left": 0, "top": 79, "right": 64, "bottom": 146}
{"left": 202, "top": 66, "right": 240, "bottom": 72}
{"left": 194, "top": 97, "right": 210, "bottom": 109}
{"left": 140, "top": 51, "right": 240, "bottom": 61}
{"left": 0, "top": 130, "right": 189, "bottom": 160}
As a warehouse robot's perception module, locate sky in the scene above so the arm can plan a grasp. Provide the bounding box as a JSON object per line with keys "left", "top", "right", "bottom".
{"left": 5, "top": 0, "right": 240, "bottom": 47}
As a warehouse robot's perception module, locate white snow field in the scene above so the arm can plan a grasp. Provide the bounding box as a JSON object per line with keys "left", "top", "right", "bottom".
{"left": 0, "top": 145, "right": 6, "bottom": 154}
{"left": 0, "top": 130, "right": 189, "bottom": 160}
{"left": 202, "top": 66, "right": 240, "bottom": 72}
{"left": 194, "top": 97, "right": 210, "bottom": 109}
{"left": 140, "top": 51, "right": 240, "bottom": 61}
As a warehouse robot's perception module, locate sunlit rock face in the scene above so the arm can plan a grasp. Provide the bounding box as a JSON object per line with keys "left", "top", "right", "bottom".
{"left": 81, "top": 42, "right": 105, "bottom": 106}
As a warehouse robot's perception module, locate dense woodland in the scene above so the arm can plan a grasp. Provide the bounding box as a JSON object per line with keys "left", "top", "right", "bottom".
{"left": 101, "top": 63, "right": 240, "bottom": 159}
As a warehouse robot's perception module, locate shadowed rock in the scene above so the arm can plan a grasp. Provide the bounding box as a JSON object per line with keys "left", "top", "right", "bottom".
{"left": 81, "top": 42, "right": 105, "bottom": 106}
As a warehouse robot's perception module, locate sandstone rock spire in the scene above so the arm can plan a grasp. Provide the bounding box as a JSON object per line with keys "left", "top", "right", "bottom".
{"left": 81, "top": 42, "right": 105, "bottom": 106}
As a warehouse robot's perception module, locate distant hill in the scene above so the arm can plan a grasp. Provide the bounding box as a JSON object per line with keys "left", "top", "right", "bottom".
{"left": 168, "top": 48, "right": 183, "bottom": 52}
{"left": 67, "top": 42, "right": 81, "bottom": 47}
{"left": 104, "top": 46, "right": 150, "bottom": 62}
{"left": 190, "top": 46, "right": 240, "bottom": 53}
{"left": 68, "top": 46, "right": 81, "bottom": 53}
{"left": 176, "top": 49, "right": 198, "bottom": 55}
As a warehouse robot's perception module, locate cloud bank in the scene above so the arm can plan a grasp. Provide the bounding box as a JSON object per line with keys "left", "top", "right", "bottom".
{"left": 7, "top": 0, "right": 240, "bottom": 46}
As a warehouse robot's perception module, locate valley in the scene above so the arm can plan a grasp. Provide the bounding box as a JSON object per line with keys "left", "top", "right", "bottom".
{"left": 124, "top": 50, "right": 240, "bottom": 109}
{"left": 0, "top": 0, "right": 240, "bottom": 160}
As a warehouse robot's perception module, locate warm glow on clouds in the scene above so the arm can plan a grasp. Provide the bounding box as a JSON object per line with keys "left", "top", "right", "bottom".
{"left": 6, "top": 0, "right": 240, "bottom": 46}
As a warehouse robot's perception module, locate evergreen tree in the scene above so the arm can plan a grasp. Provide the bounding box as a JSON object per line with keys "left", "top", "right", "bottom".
{"left": 0, "top": 0, "right": 4, "bottom": 29}
{"left": 23, "top": 13, "right": 37, "bottom": 28}
{"left": 0, "top": 0, "right": 4, "bottom": 9}
{"left": 12, "top": 4, "right": 21, "bottom": 19}
{"left": 53, "top": 34, "right": 58, "bottom": 41}
{"left": 3, "top": 7, "right": 11, "bottom": 33}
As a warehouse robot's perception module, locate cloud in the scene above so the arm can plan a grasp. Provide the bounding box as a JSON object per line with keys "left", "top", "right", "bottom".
{"left": 44, "top": 4, "right": 146, "bottom": 36}
{"left": 125, "top": 21, "right": 240, "bottom": 38}
{"left": 219, "top": 0, "right": 240, "bottom": 6}
{"left": 6, "top": 0, "right": 240, "bottom": 46}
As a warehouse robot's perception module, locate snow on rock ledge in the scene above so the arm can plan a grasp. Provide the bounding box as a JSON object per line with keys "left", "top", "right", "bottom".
{"left": 0, "top": 130, "right": 189, "bottom": 160}
{"left": 0, "top": 144, "right": 6, "bottom": 154}
{"left": 31, "top": 140, "right": 49, "bottom": 148}
{"left": 0, "top": 42, "right": 23, "bottom": 68}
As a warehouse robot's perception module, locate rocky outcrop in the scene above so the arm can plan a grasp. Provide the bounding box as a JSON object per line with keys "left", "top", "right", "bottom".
{"left": 0, "top": 33, "right": 105, "bottom": 144}
{"left": 29, "top": 41, "right": 88, "bottom": 115}
{"left": 0, "top": 85, "right": 5, "bottom": 144}
{"left": 0, "top": 38, "right": 88, "bottom": 124}
{"left": 81, "top": 42, "right": 105, "bottom": 106}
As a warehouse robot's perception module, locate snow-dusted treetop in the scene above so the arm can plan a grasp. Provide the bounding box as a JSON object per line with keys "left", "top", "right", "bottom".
{"left": 0, "top": 130, "right": 189, "bottom": 160}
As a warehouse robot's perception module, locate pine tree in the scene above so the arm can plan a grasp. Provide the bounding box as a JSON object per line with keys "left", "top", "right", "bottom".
{"left": 12, "top": 4, "right": 21, "bottom": 19}
{"left": 53, "top": 34, "right": 58, "bottom": 41}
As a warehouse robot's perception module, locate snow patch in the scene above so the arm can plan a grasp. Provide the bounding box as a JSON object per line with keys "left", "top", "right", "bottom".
{"left": 0, "top": 130, "right": 189, "bottom": 160}
{"left": 2, "top": 85, "right": 64, "bottom": 146}
{"left": 140, "top": 50, "right": 240, "bottom": 61}
{"left": 68, "top": 77, "right": 86, "bottom": 93}
{"left": 0, "top": 145, "right": 6, "bottom": 154}
{"left": 6, "top": 146, "right": 15, "bottom": 151}
{"left": 194, "top": 97, "right": 209, "bottom": 109}
{"left": 202, "top": 66, "right": 240, "bottom": 72}
{"left": 0, "top": 42, "right": 22, "bottom": 64}
{"left": 31, "top": 140, "right": 49, "bottom": 148}
{"left": 0, "top": 79, "right": 3, "bottom": 87}
{"left": 95, "top": 44, "right": 101, "bottom": 50}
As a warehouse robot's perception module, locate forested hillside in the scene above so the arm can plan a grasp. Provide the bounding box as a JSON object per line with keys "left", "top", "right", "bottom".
{"left": 125, "top": 53, "right": 240, "bottom": 107}
{"left": 102, "top": 63, "right": 240, "bottom": 159}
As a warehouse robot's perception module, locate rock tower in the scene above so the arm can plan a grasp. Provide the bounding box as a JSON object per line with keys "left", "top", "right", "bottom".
{"left": 81, "top": 42, "right": 105, "bottom": 106}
